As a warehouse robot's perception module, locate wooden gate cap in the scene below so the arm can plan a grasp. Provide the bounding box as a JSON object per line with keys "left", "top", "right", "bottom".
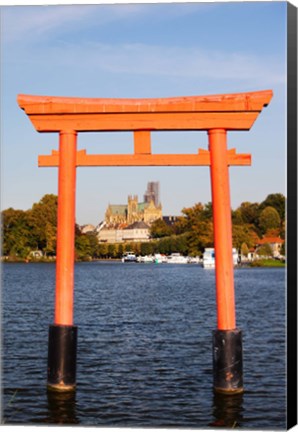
{"left": 17, "top": 90, "right": 273, "bottom": 133}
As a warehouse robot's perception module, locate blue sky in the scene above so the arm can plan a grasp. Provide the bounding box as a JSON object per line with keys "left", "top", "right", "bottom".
{"left": 1, "top": 1, "right": 289, "bottom": 225}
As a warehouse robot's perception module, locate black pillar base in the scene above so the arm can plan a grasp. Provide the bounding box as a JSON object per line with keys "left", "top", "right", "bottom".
{"left": 47, "top": 324, "right": 77, "bottom": 392}
{"left": 212, "top": 328, "right": 243, "bottom": 394}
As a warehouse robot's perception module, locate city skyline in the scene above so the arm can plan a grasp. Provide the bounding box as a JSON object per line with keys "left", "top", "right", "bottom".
{"left": 1, "top": 1, "right": 287, "bottom": 225}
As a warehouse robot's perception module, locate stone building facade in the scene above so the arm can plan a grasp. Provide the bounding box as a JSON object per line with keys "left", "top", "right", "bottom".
{"left": 98, "top": 221, "right": 151, "bottom": 244}
{"left": 105, "top": 194, "right": 162, "bottom": 228}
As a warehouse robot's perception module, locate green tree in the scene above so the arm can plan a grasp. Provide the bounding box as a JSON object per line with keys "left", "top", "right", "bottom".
{"left": 157, "top": 237, "right": 171, "bottom": 255}
{"left": 74, "top": 230, "right": 99, "bottom": 260}
{"left": 86, "top": 232, "right": 99, "bottom": 257}
{"left": 75, "top": 234, "right": 92, "bottom": 260}
{"left": 28, "top": 194, "right": 58, "bottom": 253}
{"left": 280, "top": 241, "right": 285, "bottom": 256}
{"left": 171, "top": 203, "right": 213, "bottom": 255}
{"left": 116, "top": 243, "right": 124, "bottom": 258}
{"left": 232, "top": 224, "right": 256, "bottom": 249}
{"left": 258, "top": 206, "right": 281, "bottom": 235}
{"left": 175, "top": 233, "right": 189, "bottom": 255}
{"left": 150, "top": 218, "right": 173, "bottom": 238}
{"left": 257, "top": 243, "right": 273, "bottom": 257}
{"left": 97, "top": 243, "right": 108, "bottom": 258}
{"left": 238, "top": 201, "right": 260, "bottom": 226}
{"left": 232, "top": 208, "right": 244, "bottom": 225}
{"left": 174, "top": 203, "right": 205, "bottom": 234}
{"left": 124, "top": 242, "right": 136, "bottom": 253}
{"left": 140, "top": 242, "right": 154, "bottom": 256}
{"left": 186, "top": 221, "right": 213, "bottom": 255}
{"left": 108, "top": 243, "right": 116, "bottom": 258}
{"left": 260, "top": 193, "right": 285, "bottom": 220}
{"left": 201, "top": 202, "right": 213, "bottom": 221}
{"left": 44, "top": 222, "right": 57, "bottom": 256}
{"left": 1, "top": 208, "right": 34, "bottom": 257}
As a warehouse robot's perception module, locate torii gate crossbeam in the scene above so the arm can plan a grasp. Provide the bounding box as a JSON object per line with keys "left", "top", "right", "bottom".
{"left": 18, "top": 89, "right": 273, "bottom": 395}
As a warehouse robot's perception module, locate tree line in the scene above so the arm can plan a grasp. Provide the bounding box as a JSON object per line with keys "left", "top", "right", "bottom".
{"left": 1, "top": 193, "right": 285, "bottom": 261}
{"left": 149, "top": 194, "right": 285, "bottom": 258}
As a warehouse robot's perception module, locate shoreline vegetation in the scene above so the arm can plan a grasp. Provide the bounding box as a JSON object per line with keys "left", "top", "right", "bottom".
{"left": 1, "top": 193, "right": 285, "bottom": 265}
{"left": 1, "top": 256, "right": 285, "bottom": 268}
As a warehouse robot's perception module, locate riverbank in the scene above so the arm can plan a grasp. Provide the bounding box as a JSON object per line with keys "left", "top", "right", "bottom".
{"left": 248, "top": 258, "right": 285, "bottom": 267}
{"left": 1, "top": 256, "right": 286, "bottom": 267}
{"left": 0, "top": 256, "right": 121, "bottom": 264}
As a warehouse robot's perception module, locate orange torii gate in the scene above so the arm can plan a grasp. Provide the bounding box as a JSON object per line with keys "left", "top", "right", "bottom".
{"left": 18, "top": 89, "right": 272, "bottom": 394}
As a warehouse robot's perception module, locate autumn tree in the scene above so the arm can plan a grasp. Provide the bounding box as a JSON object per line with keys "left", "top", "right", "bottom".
{"left": 2, "top": 192, "right": 286, "bottom": 260}
{"left": 172, "top": 203, "right": 213, "bottom": 255}
{"left": 241, "top": 242, "right": 249, "bottom": 257}
{"left": 232, "top": 208, "right": 244, "bottom": 225}
{"left": 232, "top": 224, "right": 256, "bottom": 250}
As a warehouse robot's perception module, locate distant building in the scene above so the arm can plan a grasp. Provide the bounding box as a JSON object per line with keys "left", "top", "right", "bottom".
{"left": 144, "top": 181, "right": 160, "bottom": 207}
{"left": 163, "top": 215, "right": 179, "bottom": 226}
{"left": 97, "top": 228, "right": 127, "bottom": 244}
{"left": 105, "top": 189, "right": 162, "bottom": 228}
{"left": 100, "top": 182, "right": 162, "bottom": 243}
{"left": 122, "top": 221, "right": 151, "bottom": 243}
{"left": 98, "top": 221, "right": 150, "bottom": 244}
{"left": 256, "top": 236, "right": 285, "bottom": 257}
{"left": 80, "top": 224, "right": 96, "bottom": 234}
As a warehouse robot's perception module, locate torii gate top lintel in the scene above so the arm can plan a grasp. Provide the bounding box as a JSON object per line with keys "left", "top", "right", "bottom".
{"left": 17, "top": 89, "right": 273, "bottom": 168}
{"left": 17, "top": 89, "right": 273, "bottom": 133}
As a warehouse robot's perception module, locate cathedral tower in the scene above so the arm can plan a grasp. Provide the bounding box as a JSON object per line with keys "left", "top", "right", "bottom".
{"left": 127, "top": 195, "right": 139, "bottom": 224}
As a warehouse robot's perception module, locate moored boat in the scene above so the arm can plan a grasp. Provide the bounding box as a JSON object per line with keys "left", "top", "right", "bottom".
{"left": 167, "top": 253, "right": 189, "bottom": 264}
{"left": 202, "top": 248, "right": 215, "bottom": 268}
{"left": 137, "top": 255, "right": 154, "bottom": 263}
{"left": 188, "top": 256, "right": 201, "bottom": 264}
{"left": 202, "top": 248, "right": 239, "bottom": 268}
{"left": 122, "top": 252, "right": 137, "bottom": 262}
{"left": 154, "top": 253, "right": 168, "bottom": 264}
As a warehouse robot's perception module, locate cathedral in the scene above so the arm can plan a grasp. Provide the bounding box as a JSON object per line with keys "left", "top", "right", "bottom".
{"left": 104, "top": 182, "right": 162, "bottom": 228}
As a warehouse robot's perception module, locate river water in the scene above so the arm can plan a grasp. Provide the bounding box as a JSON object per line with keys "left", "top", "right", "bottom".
{"left": 2, "top": 262, "right": 286, "bottom": 428}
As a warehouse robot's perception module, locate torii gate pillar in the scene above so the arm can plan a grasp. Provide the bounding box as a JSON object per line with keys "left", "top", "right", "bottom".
{"left": 209, "top": 129, "right": 243, "bottom": 393}
{"left": 18, "top": 90, "right": 272, "bottom": 395}
{"left": 47, "top": 130, "right": 78, "bottom": 391}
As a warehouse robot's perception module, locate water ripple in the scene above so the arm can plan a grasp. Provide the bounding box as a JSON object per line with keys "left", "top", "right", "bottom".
{"left": 2, "top": 262, "right": 286, "bottom": 428}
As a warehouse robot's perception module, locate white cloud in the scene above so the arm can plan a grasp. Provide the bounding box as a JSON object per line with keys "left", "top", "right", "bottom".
{"left": 1, "top": 4, "right": 285, "bottom": 89}
{"left": 43, "top": 41, "right": 285, "bottom": 86}
{"left": 1, "top": 4, "right": 144, "bottom": 43}
{"left": 2, "top": 6, "right": 83, "bottom": 42}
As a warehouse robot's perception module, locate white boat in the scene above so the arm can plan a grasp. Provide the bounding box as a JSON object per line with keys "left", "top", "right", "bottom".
{"left": 137, "top": 255, "right": 154, "bottom": 263}
{"left": 203, "top": 248, "right": 239, "bottom": 268}
{"left": 154, "top": 253, "right": 168, "bottom": 264}
{"left": 122, "top": 252, "right": 137, "bottom": 262}
{"left": 202, "top": 248, "right": 215, "bottom": 268}
{"left": 166, "top": 253, "right": 189, "bottom": 264}
{"left": 188, "top": 256, "right": 201, "bottom": 264}
{"left": 232, "top": 248, "right": 239, "bottom": 266}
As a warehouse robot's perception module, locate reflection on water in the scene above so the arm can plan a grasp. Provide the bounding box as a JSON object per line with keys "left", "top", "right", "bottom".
{"left": 210, "top": 392, "right": 244, "bottom": 428}
{"left": 46, "top": 390, "right": 79, "bottom": 425}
